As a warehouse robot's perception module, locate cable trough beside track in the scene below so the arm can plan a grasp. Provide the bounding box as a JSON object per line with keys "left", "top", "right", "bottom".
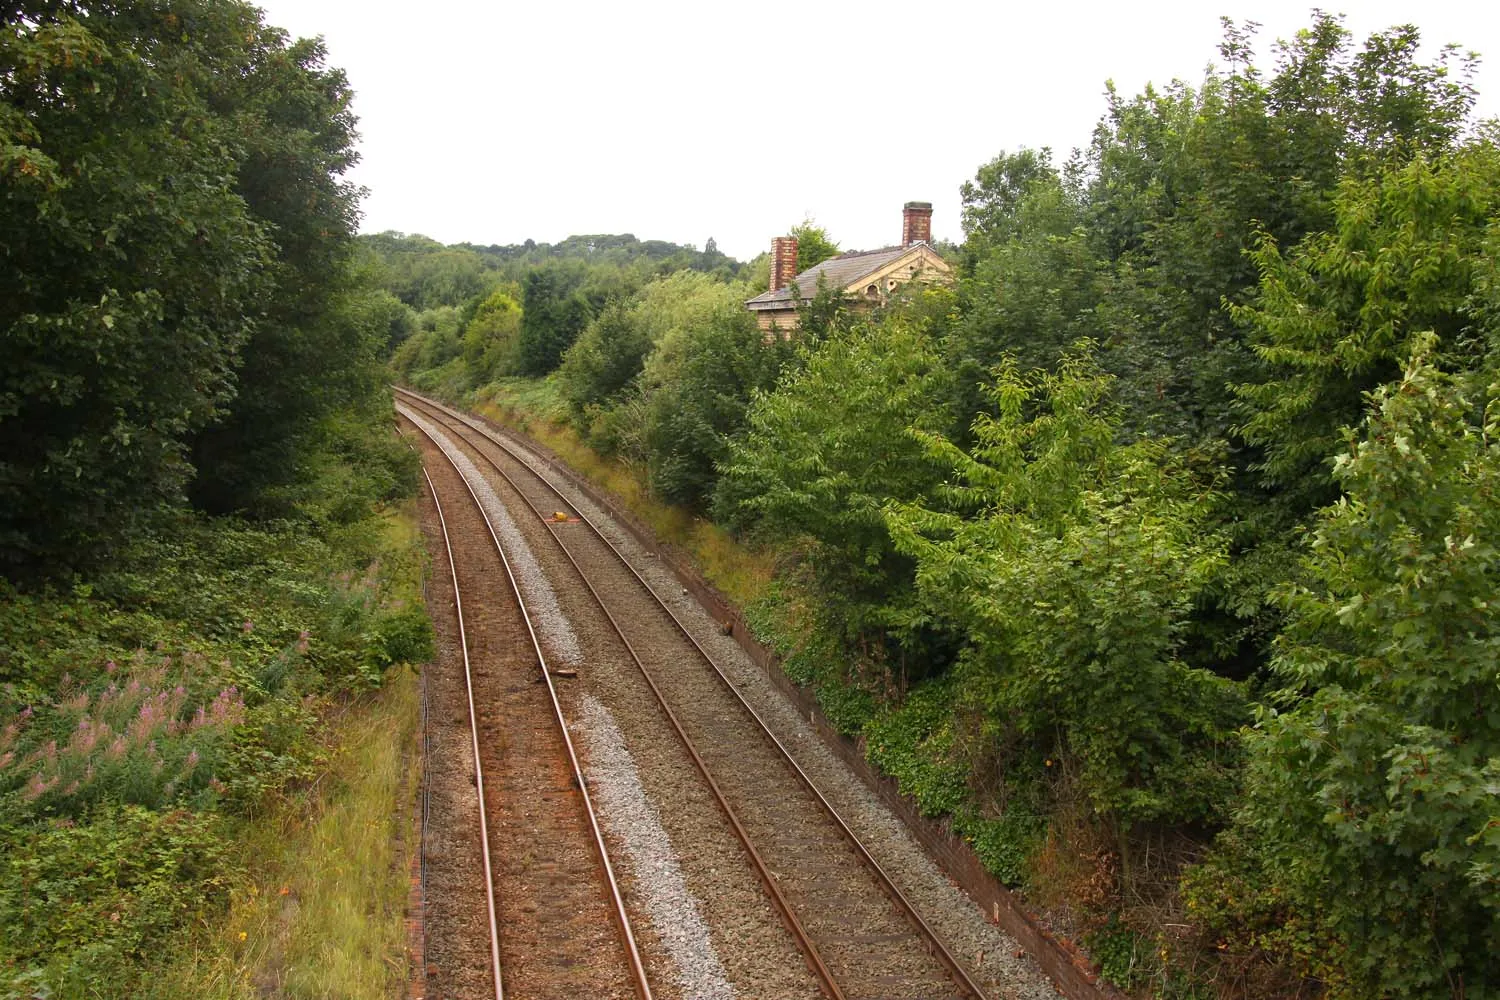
{"left": 397, "top": 386, "right": 994, "bottom": 1000}
{"left": 408, "top": 411, "right": 653, "bottom": 1000}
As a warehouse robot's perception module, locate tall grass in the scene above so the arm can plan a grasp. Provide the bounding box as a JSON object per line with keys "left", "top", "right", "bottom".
{"left": 150, "top": 668, "right": 420, "bottom": 999}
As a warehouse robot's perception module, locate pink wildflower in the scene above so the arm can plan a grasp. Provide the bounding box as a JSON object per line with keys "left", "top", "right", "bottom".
{"left": 67, "top": 718, "right": 105, "bottom": 756}
{"left": 22, "top": 774, "right": 57, "bottom": 801}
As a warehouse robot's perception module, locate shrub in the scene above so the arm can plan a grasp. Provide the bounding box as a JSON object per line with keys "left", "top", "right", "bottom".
{"left": 0, "top": 806, "right": 236, "bottom": 996}
{"left": 0, "top": 652, "right": 245, "bottom": 822}
{"left": 1196, "top": 341, "right": 1500, "bottom": 997}
{"left": 885, "top": 347, "right": 1247, "bottom": 831}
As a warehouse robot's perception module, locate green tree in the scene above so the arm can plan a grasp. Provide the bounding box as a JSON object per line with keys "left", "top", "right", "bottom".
{"left": 516, "top": 266, "right": 592, "bottom": 376}
{"left": 185, "top": 20, "right": 370, "bottom": 515}
{"left": 1200, "top": 342, "right": 1500, "bottom": 997}
{"left": 361, "top": 233, "right": 495, "bottom": 310}
{"left": 790, "top": 219, "right": 840, "bottom": 273}
{"left": 718, "top": 310, "right": 957, "bottom": 637}
{"left": 960, "top": 146, "right": 1061, "bottom": 256}
{"left": 1234, "top": 144, "right": 1500, "bottom": 510}
{"left": 574, "top": 273, "right": 756, "bottom": 460}
{"left": 460, "top": 289, "right": 523, "bottom": 382}
{"left": 642, "top": 308, "right": 791, "bottom": 509}
{"left": 0, "top": 1, "right": 273, "bottom": 568}
{"left": 558, "top": 302, "right": 651, "bottom": 416}
{"left": 390, "top": 306, "right": 463, "bottom": 382}
{"left": 884, "top": 348, "right": 1243, "bottom": 832}
{"left": 1063, "top": 15, "right": 1478, "bottom": 446}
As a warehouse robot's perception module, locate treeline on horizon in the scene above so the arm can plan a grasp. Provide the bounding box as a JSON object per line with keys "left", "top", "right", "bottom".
{"left": 385, "top": 14, "right": 1500, "bottom": 998}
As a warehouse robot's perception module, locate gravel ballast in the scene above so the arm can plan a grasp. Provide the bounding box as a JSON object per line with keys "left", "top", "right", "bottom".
{"left": 575, "top": 692, "right": 737, "bottom": 1000}
{"left": 402, "top": 405, "right": 582, "bottom": 668}
{"left": 411, "top": 394, "right": 1063, "bottom": 1000}
{"left": 415, "top": 403, "right": 829, "bottom": 1000}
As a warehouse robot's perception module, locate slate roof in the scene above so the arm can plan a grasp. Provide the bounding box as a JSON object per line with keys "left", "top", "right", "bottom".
{"left": 745, "top": 245, "right": 919, "bottom": 310}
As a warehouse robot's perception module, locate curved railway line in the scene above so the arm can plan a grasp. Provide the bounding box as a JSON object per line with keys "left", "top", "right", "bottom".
{"left": 398, "top": 386, "right": 996, "bottom": 1000}
{"left": 411, "top": 416, "right": 653, "bottom": 1000}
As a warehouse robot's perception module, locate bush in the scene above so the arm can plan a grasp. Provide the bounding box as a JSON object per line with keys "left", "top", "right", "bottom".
{"left": 0, "top": 806, "right": 236, "bottom": 997}
{"left": 0, "top": 408, "right": 433, "bottom": 992}
{"left": 1195, "top": 342, "right": 1500, "bottom": 997}
{"left": 717, "top": 312, "right": 957, "bottom": 639}
{"left": 559, "top": 301, "right": 652, "bottom": 415}
{"left": 642, "top": 306, "right": 791, "bottom": 509}
{"left": 863, "top": 679, "right": 969, "bottom": 818}
{"left": 0, "top": 651, "right": 245, "bottom": 822}
{"left": 885, "top": 347, "right": 1247, "bottom": 831}
{"left": 962, "top": 808, "right": 1045, "bottom": 887}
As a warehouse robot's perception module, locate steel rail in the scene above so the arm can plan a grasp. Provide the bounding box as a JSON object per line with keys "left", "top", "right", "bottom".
{"left": 396, "top": 386, "right": 992, "bottom": 1000}
{"left": 400, "top": 428, "right": 436, "bottom": 993}
{"left": 397, "top": 401, "right": 847, "bottom": 1000}
{"left": 418, "top": 463, "right": 505, "bottom": 1000}
{"left": 406, "top": 411, "right": 655, "bottom": 1000}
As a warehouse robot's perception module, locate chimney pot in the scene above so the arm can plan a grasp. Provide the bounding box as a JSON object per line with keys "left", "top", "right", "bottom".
{"left": 771, "top": 235, "right": 799, "bottom": 292}
{"left": 902, "top": 201, "right": 933, "bottom": 247}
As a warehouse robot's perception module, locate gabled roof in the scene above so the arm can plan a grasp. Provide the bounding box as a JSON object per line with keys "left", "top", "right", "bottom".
{"left": 745, "top": 244, "right": 922, "bottom": 310}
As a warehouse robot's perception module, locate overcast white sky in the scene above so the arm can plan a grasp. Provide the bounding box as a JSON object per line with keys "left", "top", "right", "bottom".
{"left": 253, "top": 1, "right": 1498, "bottom": 261}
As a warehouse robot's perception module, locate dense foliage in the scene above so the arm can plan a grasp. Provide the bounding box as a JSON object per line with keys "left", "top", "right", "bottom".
{"left": 2, "top": 3, "right": 431, "bottom": 994}
{"left": 884, "top": 349, "right": 1244, "bottom": 831}
{"left": 1187, "top": 344, "right": 1500, "bottom": 997}
{"left": 381, "top": 14, "right": 1499, "bottom": 997}
{"left": 0, "top": 0, "right": 393, "bottom": 567}
{"left": 0, "top": 487, "right": 429, "bottom": 994}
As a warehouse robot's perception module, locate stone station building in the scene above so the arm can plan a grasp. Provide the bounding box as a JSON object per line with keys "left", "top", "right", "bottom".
{"left": 744, "top": 201, "right": 953, "bottom": 335}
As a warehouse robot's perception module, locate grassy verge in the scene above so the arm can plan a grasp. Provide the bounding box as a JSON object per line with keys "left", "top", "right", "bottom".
{"left": 471, "top": 377, "right": 774, "bottom": 607}
{"left": 155, "top": 667, "right": 420, "bottom": 999}
{"left": 156, "top": 506, "right": 429, "bottom": 999}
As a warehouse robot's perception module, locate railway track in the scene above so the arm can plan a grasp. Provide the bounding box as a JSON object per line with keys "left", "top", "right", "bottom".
{"left": 410, "top": 413, "right": 653, "bottom": 1000}
{"left": 397, "top": 387, "right": 992, "bottom": 1000}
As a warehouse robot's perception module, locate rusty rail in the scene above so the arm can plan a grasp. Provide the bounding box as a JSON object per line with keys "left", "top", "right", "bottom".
{"left": 416, "top": 464, "right": 506, "bottom": 1000}
{"left": 397, "top": 386, "right": 992, "bottom": 1000}
{"left": 406, "top": 413, "right": 655, "bottom": 1000}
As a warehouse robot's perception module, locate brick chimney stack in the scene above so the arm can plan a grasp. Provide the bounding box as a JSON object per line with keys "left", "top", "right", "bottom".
{"left": 770, "top": 235, "right": 799, "bottom": 291}
{"left": 902, "top": 201, "right": 933, "bottom": 246}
